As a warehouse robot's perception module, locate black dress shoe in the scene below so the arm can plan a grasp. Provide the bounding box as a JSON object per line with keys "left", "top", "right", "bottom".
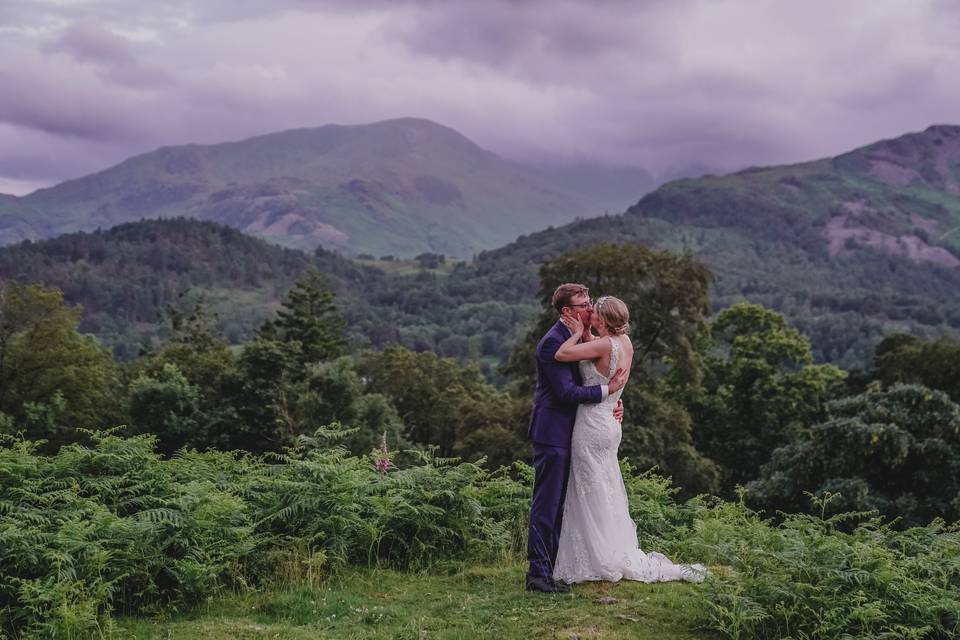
{"left": 525, "top": 575, "right": 570, "bottom": 593}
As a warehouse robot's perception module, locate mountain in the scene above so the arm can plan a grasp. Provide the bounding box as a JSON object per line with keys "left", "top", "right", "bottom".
{"left": 471, "top": 124, "right": 960, "bottom": 366}
{"left": 0, "top": 193, "right": 38, "bottom": 243}
{"left": 0, "top": 118, "right": 655, "bottom": 258}
{"left": 4, "top": 125, "right": 960, "bottom": 370}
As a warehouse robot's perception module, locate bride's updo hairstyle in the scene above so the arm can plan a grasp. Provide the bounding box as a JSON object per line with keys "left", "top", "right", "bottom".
{"left": 594, "top": 296, "right": 630, "bottom": 335}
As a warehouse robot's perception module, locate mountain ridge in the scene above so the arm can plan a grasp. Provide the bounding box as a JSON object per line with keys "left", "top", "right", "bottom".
{"left": 468, "top": 123, "right": 960, "bottom": 365}
{"left": 3, "top": 124, "right": 960, "bottom": 367}
{"left": 0, "top": 118, "right": 655, "bottom": 257}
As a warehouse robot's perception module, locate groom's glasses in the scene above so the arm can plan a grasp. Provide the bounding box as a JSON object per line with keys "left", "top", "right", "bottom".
{"left": 565, "top": 299, "right": 594, "bottom": 310}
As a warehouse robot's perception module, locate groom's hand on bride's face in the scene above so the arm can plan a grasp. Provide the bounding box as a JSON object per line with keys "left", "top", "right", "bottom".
{"left": 613, "top": 399, "right": 624, "bottom": 423}
{"left": 608, "top": 368, "right": 626, "bottom": 394}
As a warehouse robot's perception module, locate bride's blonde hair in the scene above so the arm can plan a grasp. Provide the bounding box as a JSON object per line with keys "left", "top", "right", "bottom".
{"left": 594, "top": 296, "right": 630, "bottom": 336}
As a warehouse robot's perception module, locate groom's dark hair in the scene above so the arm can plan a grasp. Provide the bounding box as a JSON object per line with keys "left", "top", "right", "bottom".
{"left": 552, "top": 283, "right": 590, "bottom": 313}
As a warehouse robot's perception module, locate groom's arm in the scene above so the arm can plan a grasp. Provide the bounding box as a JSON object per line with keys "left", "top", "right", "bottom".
{"left": 537, "top": 335, "right": 606, "bottom": 405}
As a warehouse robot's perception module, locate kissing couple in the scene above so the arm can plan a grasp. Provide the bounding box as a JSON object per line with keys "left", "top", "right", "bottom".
{"left": 525, "top": 283, "right": 706, "bottom": 593}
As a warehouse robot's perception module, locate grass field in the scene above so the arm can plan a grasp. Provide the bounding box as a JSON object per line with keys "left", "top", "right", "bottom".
{"left": 116, "top": 562, "right": 712, "bottom": 639}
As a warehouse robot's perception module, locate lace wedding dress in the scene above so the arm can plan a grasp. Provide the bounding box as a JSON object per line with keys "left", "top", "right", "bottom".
{"left": 553, "top": 336, "right": 706, "bottom": 584}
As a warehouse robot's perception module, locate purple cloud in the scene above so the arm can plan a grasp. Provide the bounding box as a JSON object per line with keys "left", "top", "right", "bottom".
{"left": 0, "top": 0, "right": 958, "bottom": 195}
{"left": 49, "top": 21, "right": 173, "bottom": 89}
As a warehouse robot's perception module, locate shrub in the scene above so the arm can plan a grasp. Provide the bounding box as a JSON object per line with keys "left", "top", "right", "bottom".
{"left": 688, "top": 494, "right": 960, "bottom": 639}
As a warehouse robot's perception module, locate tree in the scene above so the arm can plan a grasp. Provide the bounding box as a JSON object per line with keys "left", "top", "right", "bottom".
{"left": 503, "top": 243, "right": 719, "bottom": 492}
{"left": 280, "top": 356, "right": 410, "bottom": 456}
{"left": 127, "top": 363, "right": 200, "bottom": 455}
{"left": 360, "top": 346, "right": 524, "bottom": 462}
{"left": 360, "top": 346, "right": 474, "bottom": 456}
{"left": 746, "top": 384, "right": 960, "bottom": 526}
{"left": 163, "top": 290, "right": 226, "bottom": 353}
{"left": 506, "top": 243, "right": 713, "bottom": 388}
{"left": 452, "top": 390, "right": 528, "bottom": 471}
{"left": 871, "top": 333, "right": 960, "bottom": 403}
{"left": 223, "top": 270, "right": 347, "bottom": 451}
{"left": 0, "top": 283, "right": 113, "bottom": 446}
{"left": 229, "top": 337, "right": 299, "bottom": 452}
{"left": 345, "top": 392, "right": 408, "bottom": 456}
{"left": 618, "top": 385, "right": 720, "bottom": 498}
{"left": 264, "top": 268, "right": 345, "bottom": 367}
{"left": 679, "top": 303, "right": 847, "bottom": 492}
{"left": 125, "top": 294, "right": 239, "bottom": 453}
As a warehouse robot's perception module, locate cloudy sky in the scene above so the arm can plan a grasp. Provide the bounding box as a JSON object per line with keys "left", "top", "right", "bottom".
{"left": 1, "top": 0, "right": 958, "bottom": 195}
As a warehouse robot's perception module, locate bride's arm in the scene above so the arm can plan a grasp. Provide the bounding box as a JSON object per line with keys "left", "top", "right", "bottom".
{"left": 555, "top": 316, "right": 610, "bottom": 362}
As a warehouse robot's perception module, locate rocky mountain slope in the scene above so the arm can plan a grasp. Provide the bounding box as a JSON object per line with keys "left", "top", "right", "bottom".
{"left": 0, "top": 118, "right": 653, "bottom": 257}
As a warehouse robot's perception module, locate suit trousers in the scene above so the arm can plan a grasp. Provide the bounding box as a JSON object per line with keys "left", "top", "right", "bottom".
{"left": 527, "top": 443, "right": 571, "bottom": 579}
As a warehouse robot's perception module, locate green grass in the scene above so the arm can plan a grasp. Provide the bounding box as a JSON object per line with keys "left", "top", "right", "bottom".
{"left": 115, "top": 563, "right": 713, "bottom": 639}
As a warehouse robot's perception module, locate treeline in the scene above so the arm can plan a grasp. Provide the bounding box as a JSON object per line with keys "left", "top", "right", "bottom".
{"left": 0, "top": 270, "right": 528, "bottom": 469}
{"left": 3, "top": 240, "right": 960, "bottom": 527}
{"left": 4, "top": 215, "right": 960, "bottom": 382}
{"left": 0, "top": 219, "right": 535, "bottom": 379}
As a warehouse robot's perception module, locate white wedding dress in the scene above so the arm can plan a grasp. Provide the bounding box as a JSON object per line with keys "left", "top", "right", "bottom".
{"left": 553, "top": 336, "right": 706, "bottom": 584}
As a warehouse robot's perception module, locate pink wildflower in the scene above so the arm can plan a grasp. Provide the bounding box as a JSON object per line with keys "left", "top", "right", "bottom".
{"left": 373, "top": 431, "right": 392, "bottom": 473}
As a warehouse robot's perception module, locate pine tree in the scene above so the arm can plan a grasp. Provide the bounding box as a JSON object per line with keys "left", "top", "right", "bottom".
{"left": 267, "top": 268, "right": 345, "bottom": 366}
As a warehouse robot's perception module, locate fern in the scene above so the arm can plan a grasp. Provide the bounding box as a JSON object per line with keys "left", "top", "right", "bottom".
{"left": 5, "top": 428, "right": 959, "bottom": 639}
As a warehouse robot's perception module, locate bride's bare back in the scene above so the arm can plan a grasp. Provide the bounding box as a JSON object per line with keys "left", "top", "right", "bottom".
{"left": 592, "top": 334, "right": 633, "bottom": 382}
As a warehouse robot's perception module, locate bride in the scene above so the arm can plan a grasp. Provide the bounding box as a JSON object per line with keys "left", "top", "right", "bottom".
{"left": 551, "top": 295, "right": 706, "bottom": 585}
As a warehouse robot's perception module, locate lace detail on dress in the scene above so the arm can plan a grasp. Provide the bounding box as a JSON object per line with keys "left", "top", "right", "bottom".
{"left": 554, "top": 336, "right": 706, "bottom": 585}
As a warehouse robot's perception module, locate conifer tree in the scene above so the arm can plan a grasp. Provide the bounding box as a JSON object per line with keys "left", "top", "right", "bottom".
{"left": 266, "top": 268, "right": 345, "bottom": 366}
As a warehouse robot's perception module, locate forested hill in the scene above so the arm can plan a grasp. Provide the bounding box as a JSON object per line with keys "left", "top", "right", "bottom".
{"left": 465, "top": 125, "right": 960, "bottom": 366}
{"left": 0, "top": 218, "right": 534, "bottom": 368}
{"left": 4, "top": 126, "right": 960, "bottom": 368}
{"left": 0, "top": 219, "right": 380, "bottom": 358}
{"left": 0, "top": 118, "right": 652, "bottom": 257}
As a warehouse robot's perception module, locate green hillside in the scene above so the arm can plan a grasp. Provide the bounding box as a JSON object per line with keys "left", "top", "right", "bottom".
{"left": 469, "top": 124, "right": 960, "bottom": 366}
{"left": 3, "top": 126, "right": 960, "bottom": 368}
{"left": 0, "top": 219, "right": 376, "bottom": 358}
{"left": 0, "top": 219, "right": 533, "bottom": 367}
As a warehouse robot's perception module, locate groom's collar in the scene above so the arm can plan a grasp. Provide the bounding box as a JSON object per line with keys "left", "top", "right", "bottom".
{"left": 554, "top": 318, "right": 571, "bottom": 339}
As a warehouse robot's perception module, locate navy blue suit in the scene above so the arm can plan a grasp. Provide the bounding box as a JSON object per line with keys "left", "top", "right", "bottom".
{"left": 527, "top": 320, "right": 603, "bottom": 580}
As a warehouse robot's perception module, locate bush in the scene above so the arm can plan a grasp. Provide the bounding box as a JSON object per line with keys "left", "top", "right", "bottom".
{"left": 4, "top": 427, "right": 960, "bottom": 639}
{"left": 0, "top": 427, "right": 530, "bottom": 637}
{"left": 0, "top": 433, "right": 255, "bottom": 638}
{"left": 687, "top": 494, "right": 960, "bottom": 639}
{"left": 746, "top": 384, "right": 960, "bottom": 526}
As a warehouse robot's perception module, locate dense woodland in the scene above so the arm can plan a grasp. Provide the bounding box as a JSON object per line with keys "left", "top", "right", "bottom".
{"left": 4, "top": 186, "right": 960, "bottom": 377}
{"left": 3, "top": 227, "right": 960, "bottom": 515}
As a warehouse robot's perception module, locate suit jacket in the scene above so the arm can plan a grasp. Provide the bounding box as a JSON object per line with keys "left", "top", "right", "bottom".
{"left": 527, "top": 320, "right": 603, "bottom": 448}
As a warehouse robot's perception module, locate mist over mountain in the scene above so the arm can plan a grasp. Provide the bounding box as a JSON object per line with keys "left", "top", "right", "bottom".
{"left": 515, "top": 162, "right": 656, "bottom": 215}
{"left": 0, "top": 118, "right": 657, "bottom": 258}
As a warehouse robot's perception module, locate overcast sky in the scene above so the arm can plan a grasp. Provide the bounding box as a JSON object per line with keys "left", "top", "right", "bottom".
{"left": 1, "top": 0, "right": 958, "bottom": 195}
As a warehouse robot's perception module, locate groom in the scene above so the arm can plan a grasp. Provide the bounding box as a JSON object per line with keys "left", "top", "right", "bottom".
{"left": 526, "top": 283, "right": 625, "bottom": 593}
